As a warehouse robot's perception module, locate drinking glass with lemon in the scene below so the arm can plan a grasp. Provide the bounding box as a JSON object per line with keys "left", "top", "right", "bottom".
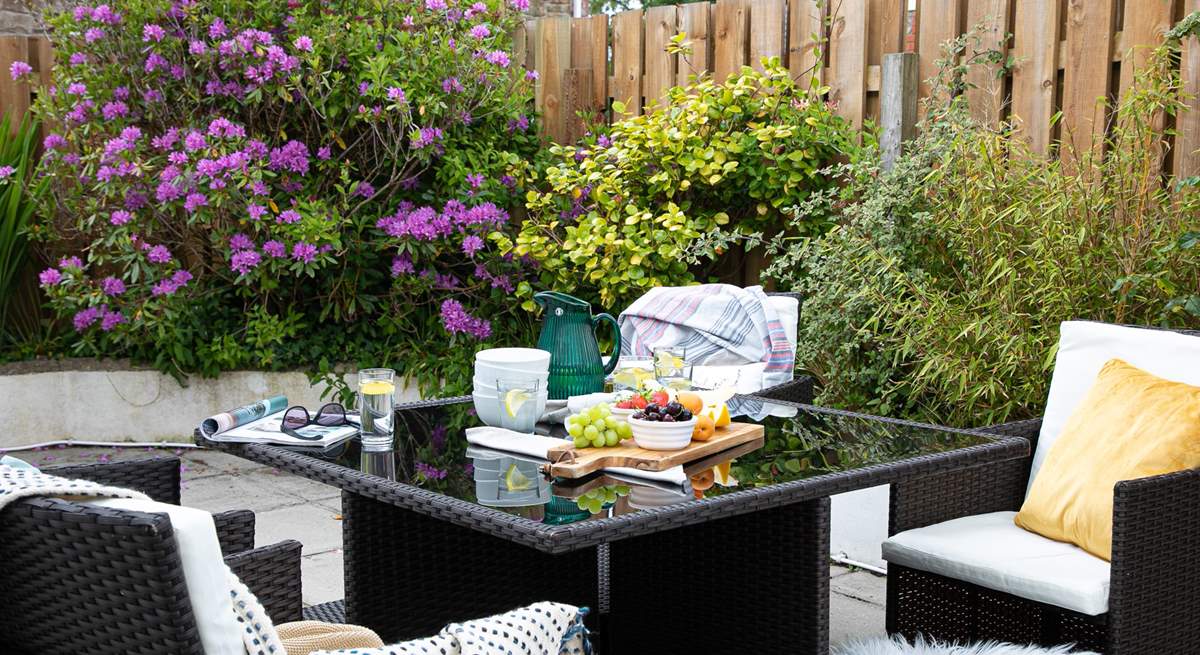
{"left": 496, "top": 378, "right": 541, "bottom": 433}
{"left": 653, "top": 347, "right": 693, "bottom": 391}
{"left": 358, "top": 368, "right": 396, "bottom": 450}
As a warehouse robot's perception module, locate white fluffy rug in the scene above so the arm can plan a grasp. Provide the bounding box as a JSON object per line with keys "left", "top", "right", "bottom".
{"left": 834, "top": 636, "right": 1100, "bottom": 655}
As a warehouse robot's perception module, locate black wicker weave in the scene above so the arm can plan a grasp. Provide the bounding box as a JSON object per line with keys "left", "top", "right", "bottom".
{"left": 1, "top": 457, "right": 308, "bottom": 654}
{"left": 197, "top": 393, "right": 1027, "bottom": 654}
{"left": 887, "top": 418, "right": 1200, "bottom": 654}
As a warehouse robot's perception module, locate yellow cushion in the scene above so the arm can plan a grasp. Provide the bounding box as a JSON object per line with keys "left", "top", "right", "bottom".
{"left": 1015, "top": 358, "right": 1200, "bottom": 560}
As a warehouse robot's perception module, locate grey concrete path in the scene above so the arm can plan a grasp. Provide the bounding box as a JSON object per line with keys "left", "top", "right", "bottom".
{"left": 15, "top": 445, "right": 886, "bottom": 645}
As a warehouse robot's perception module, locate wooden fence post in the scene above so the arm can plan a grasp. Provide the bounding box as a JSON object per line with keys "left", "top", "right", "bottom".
{"left": 879, "top": 52, "right": 918, "bottom": 171}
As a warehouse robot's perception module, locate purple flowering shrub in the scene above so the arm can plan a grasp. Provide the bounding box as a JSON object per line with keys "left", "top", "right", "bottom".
{"left": 30, "top": 0, "right": 542, "bottom": 381}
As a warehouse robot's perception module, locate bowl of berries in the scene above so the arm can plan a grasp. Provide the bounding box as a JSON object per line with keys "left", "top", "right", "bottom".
{"left": 628, "top": 401, "right": 697, "bottom": 450}
{"left": 611, "top": 389, "right": 670, "bottom": 421}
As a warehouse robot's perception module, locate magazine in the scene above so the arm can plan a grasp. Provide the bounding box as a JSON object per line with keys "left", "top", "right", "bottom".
{"left": 207, "top": 410, "right": 360, "bottom": 447}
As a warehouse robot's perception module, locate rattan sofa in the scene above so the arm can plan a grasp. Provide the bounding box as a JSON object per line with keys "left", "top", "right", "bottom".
{"left": 0, "top": 456, "right": 313, "bottom": 655}
{"left": 885, "top": 327, "right": 1200, "bottom": 654}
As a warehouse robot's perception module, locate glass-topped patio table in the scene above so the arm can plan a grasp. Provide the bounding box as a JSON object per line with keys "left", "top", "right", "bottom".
{"left": 196, "top": 391, "right": 1028, "bottom": 653}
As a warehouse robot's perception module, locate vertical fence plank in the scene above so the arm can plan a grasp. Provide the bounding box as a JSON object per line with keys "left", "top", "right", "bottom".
{"left": 1060, "top": 0, "right": 1116, "bottom": 162}
{"left": 787, "top": 0, "right": 824, "bottom": 84}
{"left": 612, "top": 9, "right": 644, "bottom": 116}
{"left": 645, "top": 5, "right": 678, "bottom": 110}
{"left": 749, "top": 0, "right": 785, "bottom": 70}
{"left": 562, "top": 69, "right": 594, "bottom": 142}
{"left": 828, "top": 0, "right": 870, "bottom": 128}
{"left": 571, "top": 15, "right": 609, "bottom": 116}
{"left": 1116, "top": 0, "right": 1173, "bottom": 103}
{"left": 875, "top": 0, "right": 905, "bottom": 55}
{"left": 963, "top": 0, "right": 1012, "bottom": 126}
{"left": 916, "top": 0, "right": 964, "bottom": 108}
{"left": 0, "top": 37, "right": 31, "bottom": 122}
{"left": 535, "top": 16, "right": 572, "bottom": 143}
{"left": 880, "top": 51, "right": 920, "bottom": 170}
{"left": 513, "top": 22, "right": 529, "bottom": 73}
{"left": 678, "top": 2, "right": 711, "bottom": 83}
{"left": 1177, "top": 0, "right": 1200, "bottom": 178}
{"left": 1010, "top": 0, "right": 1060, "bottom": 154}
{"left": 714, "top": 0, "right": 750, "bottom": 81}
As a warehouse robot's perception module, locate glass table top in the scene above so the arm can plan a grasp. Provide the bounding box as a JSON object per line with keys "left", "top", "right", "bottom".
{"left": 278, "top": 395, "right": 1001, "bottom": 525}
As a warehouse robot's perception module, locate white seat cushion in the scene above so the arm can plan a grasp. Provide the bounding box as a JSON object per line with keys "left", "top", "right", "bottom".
{"left": 882, "top": 511, "right": 1111, "bottom": 616}
{"left": 1032, "top": 321, "right": 1200, "bottom": 492}
{"left": 88, "top": 497, "right": 245, "bottom": 655}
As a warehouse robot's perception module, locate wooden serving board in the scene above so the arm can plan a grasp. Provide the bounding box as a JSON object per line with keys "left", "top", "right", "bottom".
{"left": 544, "top": 422, "right": 764, "bottom": 479}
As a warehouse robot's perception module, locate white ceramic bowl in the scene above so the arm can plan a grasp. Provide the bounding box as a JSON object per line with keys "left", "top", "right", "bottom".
{"left": 475, "top": 348, "right": 551, "bottom": 372}
{"left": 628, "top": 416, "right": 697, "bottom": 451}
{"left": 610, "top": 406, "right": 638, "bottom": 422}
{"left": 472, "top": 391, "right": 548, "bottom": 427}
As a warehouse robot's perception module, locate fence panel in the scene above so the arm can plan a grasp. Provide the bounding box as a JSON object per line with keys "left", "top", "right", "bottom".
{"left": 1178, "top": 0, "right": 1200, "bottom": 178}
{"left": 963, "top": 0, "right": 1012, "bottom": 127}
{"left": 1010, "top": 0, "right": 1060, "bottom": 154}
{"left": 645, "top": 5, "right": 679, "bottom": 109}
{"left": 678, "top": 2, "right": 712, "bottom": 83}
{"left": 749, "top": 0, "right": 785, "bottom": 70}
{"left": 828, "top": 0, "right": 870, "bottom": 128}
{"left": 787, "top": 0, "right": 824, "bottom": 84}
{"left": 612, "top": 9, "right": 643, "bottom": 115}
{"left": 713, "top": 0, "right": 750, "bottom": 82}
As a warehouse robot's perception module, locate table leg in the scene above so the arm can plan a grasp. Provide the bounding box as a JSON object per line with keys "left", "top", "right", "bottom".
{"left": 606, "top": 497, "right": 831, "bottom": 653}
{"left": 340, "top": 492, "right": 601, "bottom": 643}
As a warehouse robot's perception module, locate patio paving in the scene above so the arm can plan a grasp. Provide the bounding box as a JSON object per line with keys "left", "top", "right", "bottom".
{"left": 13, "top": 445, "right": 886, "bottom": 645}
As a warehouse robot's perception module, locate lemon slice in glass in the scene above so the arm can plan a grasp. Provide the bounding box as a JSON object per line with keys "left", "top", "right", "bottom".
{"left": 654, "top": 351, "right": 684, "bottom": 369}
{"left": 504, "top": 463, "right": 533, "bottom": 491}
{"left": 360, "top": 380, "right": 395, "bottom": 395}
{"left": 504, "top": 388, "right": 532, "bottom": 418}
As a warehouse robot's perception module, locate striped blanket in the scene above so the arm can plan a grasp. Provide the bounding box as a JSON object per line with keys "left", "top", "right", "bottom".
{"left": 617, "top": 284, "right": 795, "bottom": 389}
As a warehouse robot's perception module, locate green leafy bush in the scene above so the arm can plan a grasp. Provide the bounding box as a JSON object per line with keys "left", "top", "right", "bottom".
{"left": 0, "top": 112, "right": 47, "bottom": 343}
{"left": 25, "top": 0, "right": 542, "bottom": 390}
{"left": 766, "top": 21, "right": 1200, "bottom": 426}
{"left": 508, "top": 61, "right": 861, "bottom": 310}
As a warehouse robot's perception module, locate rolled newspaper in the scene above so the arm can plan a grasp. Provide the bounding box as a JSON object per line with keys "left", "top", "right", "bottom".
{"left": 201, "top": 395, "right": 288, "bottom": 438}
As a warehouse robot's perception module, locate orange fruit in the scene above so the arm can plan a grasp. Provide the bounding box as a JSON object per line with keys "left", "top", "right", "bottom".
{"left": 677, "top": 392, "right": 704, "bottom": 414}
{"left": 691, "top": 469, "right": 715, "bottom": 491}
{"left": 691, "top": 414, "right": 715, "bottom": 441}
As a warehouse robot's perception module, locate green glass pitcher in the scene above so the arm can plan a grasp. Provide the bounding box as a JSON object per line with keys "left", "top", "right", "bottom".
{"left": 533, "top": 291, "right": 621, "bottom": 399}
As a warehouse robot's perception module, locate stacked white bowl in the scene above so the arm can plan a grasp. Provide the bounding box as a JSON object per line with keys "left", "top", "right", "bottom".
{"left": 472, "top": 348, "right": 551, "bottom": 427}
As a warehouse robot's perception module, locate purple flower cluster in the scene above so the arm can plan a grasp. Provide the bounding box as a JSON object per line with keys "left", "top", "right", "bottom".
{"left": 440, "top": 299, "right": 491, "bottom": 339}
{"left": 39, "top": 268, "right": 63, "bottom": 286}
{"left": 152, "top": 269, "right": 193, "bottom": 296}
{"left": 9, "top": 61, "right": 31, "bottom": 80}
{"left": 230, "top": 249, "right": 261, "bottom": 275}
{"left": 100, "top": 276, "right": 125, "bottom": 296}
{"left": 269, "top": 140, "right": 310, "bottom": 174}
{"left": 415, "top": 461, "right": 448, "bottom": 480}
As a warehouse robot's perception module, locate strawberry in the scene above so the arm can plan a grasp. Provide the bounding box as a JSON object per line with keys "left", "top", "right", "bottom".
{"left": 614, "top": 399, "right": 634, "bottom": 409}
{"left": 631, "top": 395, "right": 648, "bottom": 409}
{"left": 651, "top": 390, "right": 670, "bottom": 407}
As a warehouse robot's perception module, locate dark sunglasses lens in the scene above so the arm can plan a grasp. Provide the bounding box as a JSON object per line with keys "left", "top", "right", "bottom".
{"left": 283, "top": 407, "right": 309, "bottom": 429}
{"left": 315, "top": 403, "right": 346, "bottom": 426}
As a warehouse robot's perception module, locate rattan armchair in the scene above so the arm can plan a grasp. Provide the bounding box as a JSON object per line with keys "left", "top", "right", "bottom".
{"left": 0, "top": 456, "right": 312, "bottom": 655}
{"left": 886, "top": 417, "right": 1200, "bottom": 654}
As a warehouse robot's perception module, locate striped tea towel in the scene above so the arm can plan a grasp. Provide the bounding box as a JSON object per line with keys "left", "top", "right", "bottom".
{"left": 617, "top": 284, "right": 795, "bottom": 389}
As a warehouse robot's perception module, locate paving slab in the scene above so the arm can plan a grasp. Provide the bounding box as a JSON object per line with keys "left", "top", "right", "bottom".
{"left": 254, "top": 502, "right": 344, "bottom": 554}
{"left": 831, "top": 569, "right": 888, "bottom": 607}
{"left": 302, "top": 550, "right": 345, "bottom": 607}
{"left": 830, "top": 589, "right": 887, "bottom": 646}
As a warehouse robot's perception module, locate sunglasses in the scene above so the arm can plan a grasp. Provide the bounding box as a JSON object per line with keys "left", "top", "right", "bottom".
{"left": 281, "top": 403, "right": 349, "bottom": 440}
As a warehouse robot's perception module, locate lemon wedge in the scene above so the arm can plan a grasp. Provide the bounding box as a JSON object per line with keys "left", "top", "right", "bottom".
{"left": 360, "top": 380, "right": 395, "bottom": 395}
{"left": 655, "top": 351, "right": 684, "bottom": 369}
{"left": 503, "top": 462, "right": 533, "bottom": 491}
{"left": 504, "top": 388, "right": 532, "bottom": 418}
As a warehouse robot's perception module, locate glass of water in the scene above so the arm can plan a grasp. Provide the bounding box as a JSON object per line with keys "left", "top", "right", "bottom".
{"left": 495, "top": 378, "right": 540, "bottom": 433}
{"left": 358, "top": 368, "right": 395, "bottom": 450}
{"left": 653, "top": 347, "right": 693, "bottom": 390}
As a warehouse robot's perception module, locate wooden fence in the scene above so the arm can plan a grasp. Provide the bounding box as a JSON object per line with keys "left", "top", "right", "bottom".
{"left": 517, "top": 0, "right": 1200, "bottom": 178}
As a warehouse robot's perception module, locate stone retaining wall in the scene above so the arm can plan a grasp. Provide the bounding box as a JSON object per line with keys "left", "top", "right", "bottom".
{"left": 0, "top": 363, "right": 419, "bottom": 447}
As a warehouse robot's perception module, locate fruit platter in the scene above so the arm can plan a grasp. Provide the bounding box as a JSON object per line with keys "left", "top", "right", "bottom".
{"left": 545, "top": 387, "right": 764, "bottom": 479}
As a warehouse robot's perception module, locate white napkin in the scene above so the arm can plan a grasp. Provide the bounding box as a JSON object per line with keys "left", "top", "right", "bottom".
{"left": 465, "top": 427, "right": 565, "bottom": 459}
{"left": 605, "top": 464, "right": 688, "bottom": 488}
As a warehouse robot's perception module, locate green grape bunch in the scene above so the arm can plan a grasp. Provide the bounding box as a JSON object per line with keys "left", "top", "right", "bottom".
{"left": 565, "top": 403, "right": 632, "bottom": 448}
